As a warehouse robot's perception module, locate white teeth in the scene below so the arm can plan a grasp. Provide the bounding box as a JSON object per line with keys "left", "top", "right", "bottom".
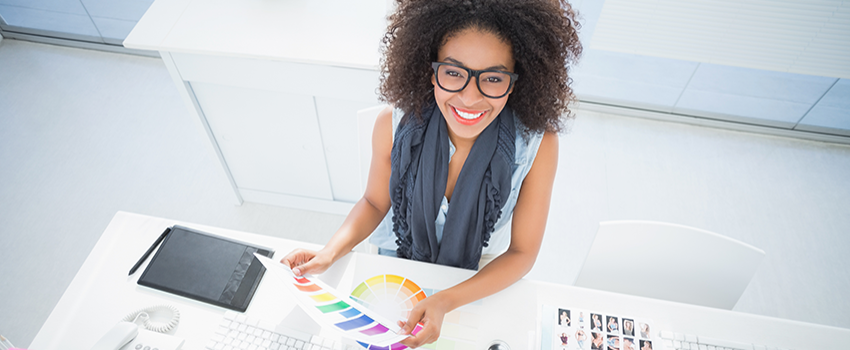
{"left": 455, "top": 108, "right": 483, "bottom": 120}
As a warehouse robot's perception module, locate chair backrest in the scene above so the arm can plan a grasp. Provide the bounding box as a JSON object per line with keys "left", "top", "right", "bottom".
{"left": 356, "top": 105, "right": 387, "bottom": 195}
{"left": 574, "top": 221, "right": 765, "bottom": 309}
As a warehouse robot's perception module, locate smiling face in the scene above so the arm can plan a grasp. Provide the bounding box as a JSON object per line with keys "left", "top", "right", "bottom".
{"left": 432, "top": 27, "right": 515, "bottom": 143}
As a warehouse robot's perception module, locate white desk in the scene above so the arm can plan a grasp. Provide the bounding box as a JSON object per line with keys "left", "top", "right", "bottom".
{"left": 123, "top": 0, "right": 391, "bottom": 215}
{"left": 31, "top": 212, "right": 848, "bottom": 349}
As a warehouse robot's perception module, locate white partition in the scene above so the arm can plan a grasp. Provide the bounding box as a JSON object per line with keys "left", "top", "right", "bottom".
{"left": 190, "top": 81, "right": 334, "bottom": 200}
{"left": 165, "top": 53, "right": 380, "bottom": 214}
{"left": 124, "top": 0, "right": 388, "bottom": 214}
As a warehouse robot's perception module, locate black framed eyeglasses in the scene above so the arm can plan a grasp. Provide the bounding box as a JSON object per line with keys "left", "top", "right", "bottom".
{"left": 431, "top": 62, "right": 518, "bottom": 99}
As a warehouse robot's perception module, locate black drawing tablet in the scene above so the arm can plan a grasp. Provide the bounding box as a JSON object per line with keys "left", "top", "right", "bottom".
{"left": 137, "top": 225, "right": 274, "bottom": 312}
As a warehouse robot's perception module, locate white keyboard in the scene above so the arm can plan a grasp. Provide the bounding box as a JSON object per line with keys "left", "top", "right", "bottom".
{"left": 659, "top": 330, "right": 790, "bottom": 350}
{"left": 205, "top": 311, "right": 360, "bottom": 350}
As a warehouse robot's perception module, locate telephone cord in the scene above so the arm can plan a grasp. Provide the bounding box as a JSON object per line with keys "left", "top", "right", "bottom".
{"left": 122, "top": 304, "right": 180, "bottom": 333}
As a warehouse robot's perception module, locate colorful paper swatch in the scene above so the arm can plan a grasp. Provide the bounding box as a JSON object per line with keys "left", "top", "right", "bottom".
{"left": 350, "top": 274, "right": 427, "bottom": 321}
{"left": 254, "top": 254, "right": 411, "bottom": 347}
{"left": 351, "top": 275, "right": 427, "bottom": 349}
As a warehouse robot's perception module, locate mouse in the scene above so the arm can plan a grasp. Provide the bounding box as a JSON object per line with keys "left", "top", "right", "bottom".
{"left": 488, "top": 340, "right": 510, "bottom": 350}
{"left": 89, "top": 321, "right": 139, "bottom": 350}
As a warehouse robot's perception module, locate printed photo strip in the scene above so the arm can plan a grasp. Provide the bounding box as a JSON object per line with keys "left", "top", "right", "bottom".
{"left": 542, "top": 306, "right": 654, "bottom": 350}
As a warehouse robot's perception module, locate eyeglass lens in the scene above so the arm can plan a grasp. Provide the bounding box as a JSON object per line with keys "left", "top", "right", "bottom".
{"left": 435, "top": 64, "right": 512, "bottom": 98}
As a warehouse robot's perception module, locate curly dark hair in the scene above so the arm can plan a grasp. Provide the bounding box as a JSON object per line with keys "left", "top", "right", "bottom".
{"left": 379, "top": 0, "right": 582, "bottom": 134}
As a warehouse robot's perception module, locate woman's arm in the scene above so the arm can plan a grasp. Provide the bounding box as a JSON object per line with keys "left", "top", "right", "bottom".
{"left": 399, "top": 131, "right": 559, "bottom": 347}
{"left": 281, "top": 106, "right": 395, "bottom": 275}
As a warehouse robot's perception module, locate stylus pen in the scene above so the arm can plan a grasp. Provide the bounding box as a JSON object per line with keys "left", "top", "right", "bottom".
{"left": 128, "top": 227, "right": 172, "bottom": 275}
{"left": 0, "top": 335, "right": 13, "bottom": 350}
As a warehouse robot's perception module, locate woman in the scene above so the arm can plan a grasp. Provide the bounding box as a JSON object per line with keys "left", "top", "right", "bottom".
{"left": 282, "top": 0, "right": 581, "bottom": 347}
{"left": 623, "top": 337, "right": 636, "bottom": 350}
{"left": 592, "top": 314, "right": 603, "bottom": 332}
{"left": 608, "top": 316, "right": 619, "bottom": 333}
{"left": 607, "top": 336, "right": 620, "bottom": 350}
{"left": 560, "top": 309, "right": 572, "bottom": 327}
{"left": 576, "top": 330, "right": 587, "bottom": 348}
{"left": 591, "top": 333, "right": 605, "bottom": 350}
{"left": 623, "top": 319, "right": 634, "bottom": 336}
{"left": 640, "top": 323, "right": 651, "bottom": 339}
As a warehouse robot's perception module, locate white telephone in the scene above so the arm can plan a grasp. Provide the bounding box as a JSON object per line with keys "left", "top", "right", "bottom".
{"left": 90, "top": 305, "right": 184, "bottom": 350}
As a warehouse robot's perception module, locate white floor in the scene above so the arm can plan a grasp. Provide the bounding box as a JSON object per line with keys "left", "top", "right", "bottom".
{"left": 1, "top": 39, "right": 848, "bottom": 347}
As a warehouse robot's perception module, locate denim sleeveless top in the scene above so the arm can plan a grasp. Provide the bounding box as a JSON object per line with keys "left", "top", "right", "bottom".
{"left": 369, "top": 108, "right": 544, "bottom": 256}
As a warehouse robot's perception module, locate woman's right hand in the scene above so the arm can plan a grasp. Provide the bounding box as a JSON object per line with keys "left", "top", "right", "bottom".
{"left": 280, "top": 248, "right": 335, "bottom": 276}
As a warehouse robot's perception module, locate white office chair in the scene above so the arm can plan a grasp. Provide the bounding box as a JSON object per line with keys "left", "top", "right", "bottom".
{"left": 356, "top": 105, "right": 388, "bottom": 254}
{"left": 573, "top": 221, "right": 765, "bottom": 309}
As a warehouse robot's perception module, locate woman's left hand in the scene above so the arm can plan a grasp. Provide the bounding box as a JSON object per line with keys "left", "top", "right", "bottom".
{"left": 397, "top": 292, "right": 452, "bottom": 348}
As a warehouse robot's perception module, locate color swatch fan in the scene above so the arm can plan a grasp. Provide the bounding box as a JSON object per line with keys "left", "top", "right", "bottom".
{"left": 350, "top": 274, "right": 426, "bottom": 323}
{"left": 254, "top": 255, "right": 420, "bottom": 347}
{"left": 350, "top": 275, "right": 426, "bottom": 349}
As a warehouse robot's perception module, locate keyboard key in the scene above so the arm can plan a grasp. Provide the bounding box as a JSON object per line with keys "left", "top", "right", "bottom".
{"left": 699, "top": 336, "right": 753, "bottom": 350}
{"left": 259, "top": 319, "right": 277, "bottom": 331}
{"left": 279, "top": 327, "right": 313, "bottom": 343}
{"left": 209, "top": 313, "right": 350, "bottom": 350}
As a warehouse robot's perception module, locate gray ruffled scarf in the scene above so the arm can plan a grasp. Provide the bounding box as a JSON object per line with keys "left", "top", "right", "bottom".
{"left": 389, "top": 100, "right": 515, "bottom": 270}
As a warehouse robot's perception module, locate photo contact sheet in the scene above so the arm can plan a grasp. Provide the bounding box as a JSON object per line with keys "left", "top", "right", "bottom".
{"left": 541, "top": 305, "right": 654, "bottom": 350}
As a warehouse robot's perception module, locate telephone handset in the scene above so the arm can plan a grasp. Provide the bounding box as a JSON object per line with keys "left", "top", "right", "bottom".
{"left": 90, "top": 305, "right": 184, "bottom": 350}
{"left": 90, "top": 322, "right": 138, "bottom": 350}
